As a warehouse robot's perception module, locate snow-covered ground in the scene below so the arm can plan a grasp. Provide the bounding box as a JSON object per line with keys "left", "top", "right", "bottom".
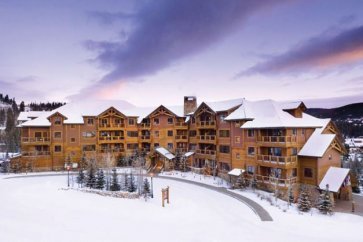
{"left": 1, "top": 173, "right": 363, "bottom": 242}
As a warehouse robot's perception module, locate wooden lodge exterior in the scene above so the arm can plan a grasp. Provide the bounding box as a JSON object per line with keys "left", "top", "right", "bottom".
{"left": 12, "top": 97, "right": 346, "bottom": 189}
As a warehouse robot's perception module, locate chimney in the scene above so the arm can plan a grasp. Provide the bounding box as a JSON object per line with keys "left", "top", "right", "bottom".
{"left": 184, "top": 96, "right": 197, "bottom": 115}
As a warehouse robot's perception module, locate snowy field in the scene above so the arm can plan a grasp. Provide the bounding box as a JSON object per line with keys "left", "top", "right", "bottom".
{"left": 1, "top": 174, "right": 363, "bottom": 242}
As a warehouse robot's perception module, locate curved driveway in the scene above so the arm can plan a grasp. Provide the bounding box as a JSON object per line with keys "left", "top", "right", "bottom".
{"left": 4, "top": 173, "right": 273, "bottom": 221}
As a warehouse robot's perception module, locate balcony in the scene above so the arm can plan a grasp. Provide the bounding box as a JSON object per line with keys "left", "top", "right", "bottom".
{"left": 175, "top": 122, "right": 188, "bottom": 129}
{"left": 22, "top": 151, "right": 51, "bottom": 157}
{"left": 196, "top": 149, "right": 216, "bottom": 159}
{"left": 197, "top": 121, "right": 216, "bottom": 129}
{"left": 98, "top": 123, "right": 125, "bottom": 129}
{"left": 197, "top": 135, "right": 216, "bottom": 144}
{"left": 246, "top": 174, "right": 297, "bottom": 187}
{"left": 175, "top": 135, "right": 188, "bottom": 142}
{"left": 98, "top": 136, "right": 124, "bottom": 143}
{"left": 141, "top": 135, "right": 151, "bottom": 141}
{"left": 257, "top": 136, "right": 297, "bottom": 146}
{"left": 99, "top": 148, "right": 125, "bottom": 153}
{"left": 256, "top": 155, "right": 297, "bottom": 168}
{"left": 21, "top": 137, "right": 50, "bottom": 145}
{"left": 175, "top": 148, "right": 188, "bottom": 153}
{"left": 140, "top": 123, "right": 151, "bottom": 129}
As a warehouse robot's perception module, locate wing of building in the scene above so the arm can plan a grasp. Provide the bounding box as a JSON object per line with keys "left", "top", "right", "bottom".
{"left": 12, "top": 96, "right": 346, "bottom": 189}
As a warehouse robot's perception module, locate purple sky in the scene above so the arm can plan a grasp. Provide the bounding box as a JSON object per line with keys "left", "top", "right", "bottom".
{"left": 1, "top": 0, "right": 363, "bottom": 108}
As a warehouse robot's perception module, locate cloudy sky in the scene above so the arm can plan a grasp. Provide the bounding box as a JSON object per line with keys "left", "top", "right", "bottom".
{"left": 1, "top": 0, "right": 363, "bottom": 108}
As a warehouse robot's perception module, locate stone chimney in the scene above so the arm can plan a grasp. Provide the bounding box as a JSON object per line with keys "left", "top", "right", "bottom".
{"left": 184, "top": 96, "right": 197, "bottom": 115}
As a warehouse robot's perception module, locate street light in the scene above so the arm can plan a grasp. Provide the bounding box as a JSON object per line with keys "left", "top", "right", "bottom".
{"left": 66, "top": 164, "right": 71, "bottom": 187}
{"left": 150, "top": 172, "right": 154, "bottom": 198}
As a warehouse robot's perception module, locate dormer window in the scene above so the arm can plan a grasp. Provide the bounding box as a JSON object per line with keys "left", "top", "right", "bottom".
{"left": 55, "top": 117, "right": 61, "bottom": 125}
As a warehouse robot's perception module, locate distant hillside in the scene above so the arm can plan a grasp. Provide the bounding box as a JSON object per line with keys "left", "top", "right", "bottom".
{"left": 306, "top": 103, "right": 363, "bottom": 138}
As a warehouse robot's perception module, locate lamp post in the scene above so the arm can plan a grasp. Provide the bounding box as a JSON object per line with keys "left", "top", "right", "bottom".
{"left": 67, "top": 165, "right": 70, "bottom": 187}
{"left": 150, "top": 172, "right": 154, "bottom": 198}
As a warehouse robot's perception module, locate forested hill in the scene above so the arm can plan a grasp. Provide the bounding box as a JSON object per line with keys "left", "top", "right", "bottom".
{"left": 306, "top": 103, "right": 363, "bottom": 138}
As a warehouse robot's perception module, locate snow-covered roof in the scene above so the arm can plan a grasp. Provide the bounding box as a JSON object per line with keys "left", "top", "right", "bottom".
{"left": 155, "top": 147, "right": 175, "bottom": 160}
{"left": 184, "top": 151, "right": 195, "bottom": 158}
{"left": 298, "top": 129, "right": 335, "bottom": 157}
{"left": 205, "top": 98, "right": 244, "bottom": 112}
{"left": 279, "top": 101, "right": 305, "bottom": 110}
{"left": 225, "top": 99, "right": 328, "bottom": 129}
{"left": 17, "top": 111, "right": 51, "bottom": 121}
{"left": 319, "top": 167, "right": 350, "bottom": 192}
{"left": 228, "top": 168, "right": 245, "bottom": 176}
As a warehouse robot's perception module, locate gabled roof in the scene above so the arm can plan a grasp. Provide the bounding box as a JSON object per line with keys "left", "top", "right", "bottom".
{"left": 298, "top": 128, "right": 336, "bottom": 157}
{"left": 17, "top": 111, "right": 51, "bottom": 122}
{"left": 319, "top": 167, "right": 350, "bottom": 192}
{"left": 279, "top": 101, "right": 306, "bottom": 111}
{"left": 155, "top": 147, "right": 175, "bottom": 160}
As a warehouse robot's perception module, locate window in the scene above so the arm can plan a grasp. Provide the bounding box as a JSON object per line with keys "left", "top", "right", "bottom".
{"left": 292, "top": 128, "right": 297, "bottom": 136}
{"left": 153, "top": 118, "right": 159, "bottom": 125}
{"left": 236, "top": 153, "right": 241, "bottom": 159}
{"left": 154, "top": 131, "right": 159, "bottom": 138}
{"left": 291, "top": 147, "right": 297, "bottom": 156}
{"left": 167, "top": 117, "right": 173, "bottom": 124}
{"left": 234, "top": 121, "right": 241, "bottom": 128}
{"left": 191, "top": 117, "right": 195, "bottom": 124}
{"left": 189, "top": 143, "right": 197, "bottom": 151}
{"left": 219, "top": 145, "right": 230, "bottom": 154}
{"left": 189, "top": 130, "right": 197, "bottom": 137}
{"left": 70, "top": 124, "right": 75, "bottom": 128}
{"left": 101, "top": 119, "right": 108, "bottom": 125}
{"left": 70, "top": 138, "right": 76, "bottom": 143}
{"left": 269, "top": 147, "right": 282, "bottom": 156}
{"left": 154, "top": 143, "right": 159, "bottom": 148}
{"left": 128, "top": 118, "right": 135, "bottom": 126}
{"left": 127, "top": 143, "right": 138, "bottom": 150}
{"left": 219, "top": 114, "right": 227, "bottom": 123}
{"left": 54, "top": 145, "right": 62, "bottom": 152}
{"left": 235, "top": 136, "right": 241, "bottom": 143}
{"left": 247, "top": 147, "right": 255, "bottom": 156}
{"left": 82, "top": 145, "right": 95, "bottom": 151}
{"left": 301, "top": 129, "right": 305, "bottom": 135}
{"left": 247, "top": 129, "right": 255, "bottom": 137}
{"left": 35, "top": 132, "right": 42, "bottom": 138}
{"left": 87, "top": 118, "right": 94, "bottom": 125}
{"left": 304, "top": 168, "right": 313, "bottom": 178}
{"left": 54, "top": 117, "right": 61, "bottom": 125}
{"left": 127, "top": 131, "right": 138, "bottom": 137}
{"left": 219, "top": 130, "right": 230, "bottom": 138}
{"left": 167, "top": 143, "right": 173, "bottom": 150}
{"left": 219, "top": 162, "right": 230, "bottom": 171}
{"left": 82, "top": 131, "right": 96, "bottom": 138}
{"left": 247, "top": 166, "right": 255, "bottom": 175}
{"left": 167, "top": 130, "right": 173, "bottom": 137}
{"left": 54, "top": 132, "right": 62, "bottom": 139}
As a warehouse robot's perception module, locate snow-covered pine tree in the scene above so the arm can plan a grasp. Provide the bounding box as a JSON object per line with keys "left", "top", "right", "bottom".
{"left": 86, "top": 165, "right": 97, "bottom": 189}
{"left": 109, "top": 168, "right": 121, "bottom": 191}
{"left": 235, "top": 175, "right": 245, "bottom": 189}
{"left": 142, "top": 178, "right": 151, "bottom": 198}
{"left": 128, "top": 172, "right": 137, "bottom": 193}
{"left": 298, "top": 187, "right": 312, "bottom": 212}
{"left": 95, "top": 169, "right": 106, "bottom": 190}
{"left": 76, "top": 170, "right": 85, "bottom": 187}
{"left": 121, "top": 172, "right": 129, "bottom": 191}
{"left": 288, "top": 186, "right": 294, "bottom": 205}
{"left": 318, "top": 185, "right": 333, "bottom": 215}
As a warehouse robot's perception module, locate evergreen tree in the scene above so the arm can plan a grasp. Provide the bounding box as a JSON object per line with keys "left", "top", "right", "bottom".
{"left": 19, "top": 101, "right": 25, "bottom": 112}
{"left": 76, "top": 170, "right": 85, "bottom": 187}
{"left": 298, "top": 187, "right": 312, "bottom": 212}
{"left": 235, "top": 175, "right": 246, "bottom": 189}
{"left": 251, "top": 175, "right": 257, "bottom": 191}
{"left": 318, "top": 185, "right": 333, "bottom": 215}
{"left": 288, "top": 186, "right": 294, "bottom": 205}
{"left": 128, "top": 172, "right": 137, "bottom": 193}
{"left": 110, "top": 169, "right": 121, "bottom": 191}
{"left": 86, "top": 166, "right": 97, "bottom": 189}
{"left": 95, "top": 169, "right": 106, "bottom": 190}
{"left": 142, "top": 178, "right": 151, "bottom": 198}
{"left": 121, "top": 173, "right": 129, "bottom": 191}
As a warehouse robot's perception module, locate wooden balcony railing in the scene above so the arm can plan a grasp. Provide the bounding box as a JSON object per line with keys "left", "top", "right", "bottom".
{"left": 198, "top": 135, "right": 216, "bottom": 142}
{"left": 257, "top": 136, "right": 297, "bottom": 144}
{"left": 246, "top": 174, "right": 297, "bottom": 187}
{"left": 257, "top": 155, "right": 297, "bottom": 166}
{"left": 196, "top": 149, "right": 216, "bottom": 156}
{"left": 100, "top": 148, "right": 125, "bottom": 153}
{"left": 175, "top": 135, "right": 188, "bottom": 140}
{"left": 99, "top": 136, "right": 124, "bottom": 141}
{"left": 175, "top": 122, "right": 188, "bottom": 128}
{"left": 176, "top": 148, "right": 188, "bottom": 153}
{"left": 99, "top": 123, "right": 125, "bottom": 128}
{"left": 140, "top": 123, "right": 151, "bottom": 129}
{"left": 141, "top": 135, "right": 151, "bottom": 140}
{"left": 22, "top": 137, "right": 50, "bottom": 144}
{"left": 197, "top": 121, "right": 216, "bottom": 128}
{"left": 22, "top": 151, "right": 51, "bottom": 156}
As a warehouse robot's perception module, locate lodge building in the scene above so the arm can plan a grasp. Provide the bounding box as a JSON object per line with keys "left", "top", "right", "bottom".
{"left": 12, "top": 96, "right": 346, "bottom": 188}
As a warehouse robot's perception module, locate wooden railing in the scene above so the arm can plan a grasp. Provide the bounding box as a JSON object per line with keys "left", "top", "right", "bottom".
{"left": 141, "top": 135, "right": 151, "bottom": 140}
{"left": 197, "top": 121, "right": 216, "bottom": 127}
{"left": 100, "top": 148, "right": 125, "bottom": 153}
{"left": 175, "top": 135, "right": 188, "bottom": 140}
{"left": 196, "top": 149, "right": 216, "bottom": 156}
{"left": 246, "top": 174, "right": 297, "bottom": 187}
{"left": 140, "top": 123, "right": 151, "bottom": 128}
{"left": 257, "top": 136, "right": 297, "bottom": 144}
{"left": 99, "top": 123, "right": 125, "bottom": 128}
{"left": 22, "top": 137, "right": 50, "bottom": 143}
{"left": 197, "top": 135, "right": 216, "bottom": 142}
{"left": 175, "top": 122, "right": 188, "bottom": 128}
{"left": 22, "top": 151, "right": 51, "bottom": 156}
{"left": 99, "top": 136, "right": 124, "bottom": 141}
{"left": 176, "top": 148, "right": 188, "bottom": 153}
{"left": 256, "top": 155, "right": 297, "bottom": 166}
